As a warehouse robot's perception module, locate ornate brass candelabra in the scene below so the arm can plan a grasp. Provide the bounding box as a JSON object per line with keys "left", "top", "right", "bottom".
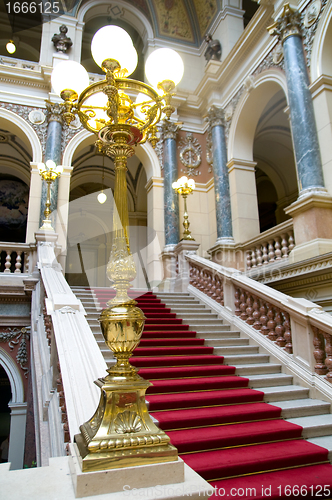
{"left": 172, "top": 176, "right": 195, "bottom": 241}
{"left": 38, "top": 161, "right": 63, "bottom": 231}
{"left": 52, "top": 28, "right": 183, "bottom": 471}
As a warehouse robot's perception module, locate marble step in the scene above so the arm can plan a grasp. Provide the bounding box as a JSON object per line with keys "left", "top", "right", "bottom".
{"left": 204, "top": 338, "right": 248, "bottom": 346}
{"left": 223, "top": 353, "right": 270, "bottom": 365}
{"left": 185, "top": 325, "right": 231, "bottom": 333}
{"left": 287, "top": 414, "right": 332, "bottom": 438}
{"left": 307, "top": 436, "right": 332, "bottom": 460}
{"left": 177, "top": 313, "right": 219, "bottom": 320}
{"left": 169, "top": 305, "right": 209, "bottom": 312}
{"left": 212, "top": 345, "right": 259, "bottom": 356}
{"left": 193, "top": 330, "right": 240, "bottom": 338}
{"left": 247, "top": 373, "right": 293, "bottom": 388}
{"left": 276, "top": 399, "right": 331, "bottom": 418}
{"left": 257, "top": 385, "right": 310, "bottom": 402}
{"left": 235, "top": 363, "right": 282, "bottom": 375}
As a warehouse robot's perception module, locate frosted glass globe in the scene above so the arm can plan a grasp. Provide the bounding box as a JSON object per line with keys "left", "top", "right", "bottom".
{"left": 6, "top": 41, "right": 16, "bottom": 54}
{"left": 145, "top": 48, "right": 184, "bottom": 89}
{"left": 46, "top": 159, "right": 56, "bottom": 170}
{"left": 97, "top": 191, "right": 107, "bottom": 204}
{"left": 188, "top": 178, "right": 195, "bottom": 189}
{"left": 91, "top": 26, "right": 138, "bottom": 75}
{"left": 51, "top": 60, "right": 89, "bottom": 97}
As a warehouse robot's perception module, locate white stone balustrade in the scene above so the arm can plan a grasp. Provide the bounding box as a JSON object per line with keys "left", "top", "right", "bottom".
{"left": 187, "top": 254, "right": 332, "bottom": 403}
{"left": 243, "top": 220, "right": 295, "bottom": 270}
{"left": 0, "top": 243, "right": 33, "bottom": 274}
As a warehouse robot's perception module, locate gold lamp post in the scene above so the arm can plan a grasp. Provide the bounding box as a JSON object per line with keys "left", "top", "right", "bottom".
{"left": 38, "top": 160, "right": 63, "bottom": 231}
{"left": 172, "top": 176, "right": 195, "bottom": 240}
{"left": 51, "top": 26, "right": 184, "bottom": 471}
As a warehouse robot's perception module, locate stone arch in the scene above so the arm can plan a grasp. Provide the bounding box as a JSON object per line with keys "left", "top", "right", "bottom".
{"left": 310, "top": 1, "right": 332, "bottom": 81}
{"left": 77, "top": 0, "right": 154, "bottom": 47}
{"left": 0, "top": 108, "right": 42, "bottom": 164}
{"left": 228, "top": 69, "right": 288, "bottom": 162}
{"left": 0, "top": 348, "right": 24, "bottom": 403}
{"left": 63, "top": 129, "right": 161, "bottom": 180}
{"left": 0, "top": 348, "right": 27, "bottom": 470}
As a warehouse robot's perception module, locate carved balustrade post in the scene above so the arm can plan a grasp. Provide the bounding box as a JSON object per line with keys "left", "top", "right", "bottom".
{"left": 210, "top": 274, "right": 217, "bottom": 300}
{"left": 239, "top": 289, "right": 248, "bottom": 320}
{"left": 246, "top": 251, "right": 252, "bottom": 270}
{"left": 15, "top": 252, "right": 22, "bottom": 273}
{"left": 283, "top": 312, "right": 293, "bottom": 354}
{"left": 252, "top": 296, "right": 261, "bottom": 330}
{"left": 312, "top": 327, "right": 328, "bottom": 375}
{"left": 267, "top": 305, "right": 277, "bottom": 341}
{"left": 275, "top": 237, "right": 282, "bottom": 260}
{"left": 4, "top": 251, "right": 11, "bottom": 273}
{"left": 281, "top": 234, "right": 289, "bottom": 258}
{"left": 275, "top": 309, "right": 286, "bottom": 347}
{"left": 234, "top": 288, "right": 241, "bottom": 316}
{"left": 256, "top": 246, "right": 263, "bottom": 266}
{"left": 246, "top": 294, "right": 255, "bottom": 325}
{"left": 251, "top": 250, "right": 257, "bottom": 268}
{"left": 268, "top": 240, "right": 275, "bottom": 262}
{"left": 260, "top": 302, "right": 269, "bottom": 335}
{"left": 323, "top": 333, "right": 332, "bottom": 383}
{"left": 262, "top": 244, "right": 269, "bottom": 265}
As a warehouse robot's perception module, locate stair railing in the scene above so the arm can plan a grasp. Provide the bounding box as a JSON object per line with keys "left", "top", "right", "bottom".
{"left": 0, "top": 242, "right": 34, "bottom": 274}
{"left": 30, "top": 235, "right": 107, "bottom": 463}
{"left": 186, "top": 254, "right": 332, "bottom": 396}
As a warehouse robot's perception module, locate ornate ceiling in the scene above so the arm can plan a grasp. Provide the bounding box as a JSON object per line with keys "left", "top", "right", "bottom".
{"left": 77, "top": 0, "right": 221, "bottom": 46}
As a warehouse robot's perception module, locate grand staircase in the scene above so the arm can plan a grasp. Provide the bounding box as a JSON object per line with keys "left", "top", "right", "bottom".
{"left": 72, "top": 287, "right": 332, "bottom": 499}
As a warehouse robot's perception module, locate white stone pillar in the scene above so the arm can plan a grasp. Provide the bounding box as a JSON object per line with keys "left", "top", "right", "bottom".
{"left": 55, "top": 166, "right": 73, "bottom": 271}
{"left": 26, "top": 162, "right": 43, "bottom": 244}
{"left": 174, "top": 241, "right": 200, "bottom": 292}
{"left": 146, "top": 177, "right": 165, "bottom": 288}
{"left": 227, "top": 158, "right": 260, "bottom": 243}
{"left": 7, "top": 402, "right": 27, "bottom": 470}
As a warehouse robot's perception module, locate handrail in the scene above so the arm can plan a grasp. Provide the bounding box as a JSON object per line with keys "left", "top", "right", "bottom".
{"left": 186, "top": 254, "right": 332, "bottom": 388}
{"left": 34, "top": 235, "right": 107, "bottom": 446}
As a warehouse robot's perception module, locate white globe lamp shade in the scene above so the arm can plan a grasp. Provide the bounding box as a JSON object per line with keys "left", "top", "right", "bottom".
{"left": 46, "top": 159, "right": 56, "bottom": 170}
{"left": 51, "top": 60, "right": 90, "bottom": 97}
{"left": 97, "top": 191, "right": 107, "bottom": 204}
{"left": 37, "top": 162, "right": 45, "bottom": 172}
{"left": 91, "top": 26, "right": 138, "bottom": 76}
{"left": 6, "top": 40, "right": 16, "bottom": 54}
{"left": 188, "top": 178, "right": 195, "bottom": 189}
{"left": 145, "top": 48, "right": 184, "bottom": 89}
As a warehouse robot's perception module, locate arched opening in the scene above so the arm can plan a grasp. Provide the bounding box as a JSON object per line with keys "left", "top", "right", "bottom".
{"left": 253, "top": 90, "right": 298, "bottom": 231}
{"left": 0, "top": 364, "right": 11, "bottom": 463}
{"left": 65, "top": 140, "right": 148, "bottom": 288}
{"left": 0, "top": 127, "right": 32, "bottom": 244}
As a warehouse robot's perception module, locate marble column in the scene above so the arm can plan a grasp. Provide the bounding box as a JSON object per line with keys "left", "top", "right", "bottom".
{"left": 269, "top": 4, "right": 325, "bottom": 196}
{"left": 206, "top": 106, "right": 233, "bottom": 242}
{"left": 268, "top": 4, "right": 332, "bottom": 262}
{"left": 162, "top": 120, "right": 180, "bottom": 247}
{"left": 39, "top": 102, "right": 63, "bottom": 228}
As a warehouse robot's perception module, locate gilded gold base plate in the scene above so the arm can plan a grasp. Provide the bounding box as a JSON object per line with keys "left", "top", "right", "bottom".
{"left": 75, "top": 433, "right": 178, "bottom": 472}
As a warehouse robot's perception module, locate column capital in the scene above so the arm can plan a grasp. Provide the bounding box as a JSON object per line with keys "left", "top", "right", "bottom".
{"left": 161, "top": 119, "right": 180, "bottom": 140}
{"left": 206, "top": 105, "right": 225, "bottom": 128}
{"left": 268, "top": 3, "right": 302, "bottom": 43}
{"left": 45, "top": 100, "right": 64, "bottom": 125}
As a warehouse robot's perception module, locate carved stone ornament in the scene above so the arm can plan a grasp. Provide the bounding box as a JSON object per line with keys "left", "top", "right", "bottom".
{"left": 268, "top": 3, "right": 302, "bottom": 42}
{"left": 45, "top": 101, "right": 64, "bottom": 124}
{"left": 52, "top": 25, "right": 73, "bottom": 54}
{"left": 273, "top": 42, "right": 284, "bottom": 64}
{"left": 59, "top": 306, "right": 77, "bottom": 314}
{"left": 204, "top": 34, "right": 222, "bottom": 62}
{"left": 28, "top": 109, "right": 46, "bottom": 125}
{"left": 206, "top": 105, "right": 225, "bottom": 128}
{"left": 178, "top": 133, "right": 202, "bottom": 176}
{"left": 304, "top": 0, "right": 321, "bottom": 27}
{"left": 0, "top": 326, "right": 30, "bottom": 377}
{"left": 161, "top": 119, "right": 180, "bottom": 141}
{"left": 206, "top": 130, "right": 213, "bottom": 173}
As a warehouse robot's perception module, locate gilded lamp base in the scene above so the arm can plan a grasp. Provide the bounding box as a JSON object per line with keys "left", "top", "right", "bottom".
{"left": 74, "top": 302, "right": 178, "bottom": 472}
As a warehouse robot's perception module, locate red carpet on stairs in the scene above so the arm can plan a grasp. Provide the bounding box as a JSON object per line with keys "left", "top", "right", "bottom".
{"left": 92, "top": 289, "right": 332, "bottom": 499}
